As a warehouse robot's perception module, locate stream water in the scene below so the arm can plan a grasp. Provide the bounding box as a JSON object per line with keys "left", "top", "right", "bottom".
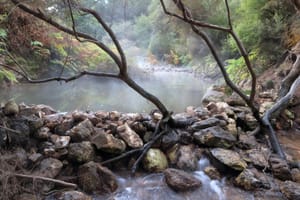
{"left": 96, "top": 157, "right": 254, "bottom": 200}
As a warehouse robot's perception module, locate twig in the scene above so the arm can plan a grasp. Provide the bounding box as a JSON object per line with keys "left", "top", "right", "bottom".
{"left": 0, "top": 125, "right": 21, "bottom": 134}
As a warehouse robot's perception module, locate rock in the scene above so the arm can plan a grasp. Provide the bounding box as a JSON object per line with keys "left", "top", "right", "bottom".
{"left": 55, "top": 117, "right": 74, "bottom": 135}
{"left": 164, "top": 168, "right": 201, "bottom": 191}
{"left": 78, "top": 161, "right": 118, "bottom": 194}
{"left": 244, "top": 149, "right": 269, "bottom": 169}
{"left": 202, "top": 89, "right": 225, "bottom": 106}
{"left": 67, "top": 119, "right": 94, "bottom": 142}
{"left": 237, "top": 132, "right": 257, "bottom": 149}
{"left": 269, "top": 154, "right": 292, "bottom": 181}
{"left": 28, "top": 153, "right": 43, "bottom": 163}
{"left": 225, "top": 118, "right": 238, "bottom": 137}
{"left": 47, "top": 191, "right": 92, "bottom": 200}
{"left": 7, "top": 117, "right": 30, "bottom": 146}
{"left": 176, "top": 145, "right": 199, "bottom": 171}
{"left": 292, "top": 168, "right": 300, "bottom": 183}
{"left": 193, "top": 107, "right": 210, "bottom": 119}
{"left": 15, "top": 193, "right": 37, "bottom": 200}
{"left": 109, "top": 111, "right": 121, "bottom": 121}
{"left": 143, "top": 148, "right": 168, "bottom": 172}
{"left": 161, "top": 130, "right": 179, "bottom": 150}
{"left": 50, "top": 135, "right": 71, "bottom": 149}
{"left": 35, "top": 127, "right": 51, "bottom": 140}
{"left": 280, "top": 181, "right": 300, "bottom": 200}
{"left": 235, "top": 169, "right": 270, "bottom": 190}
{"left": 34, "top": 158, "right": 63, "bottom": 178}
{"left": 236, "top": 112, "right": 258, "bottom": 131}
{"left": 204, "top": 166, "right": 221, "bottom": 180}
{"left": 177, "top": 130, "right": 193, "bottom": 145}
{"left": 193, "top": 126, "right": 236, "bottom": 148}
{"left": 209, "top": 148, "right": 247, "bottom": 172}
{"left": 259, "top": 101, "right": 274, "bottom": 114}
{"left": 117, "top": 123, "right": 143, "bottom": 148}
{"left": 91, "top": 129, "right": 126, "bottom": 154}
{"left": 26, "top": 115, "right": 44, "bottom": 131}
{"left": 225, "top": 93, "right": 246, "bottom": 106}
{"left": 191, "top": 118, "right": 226, "bottom": 131}
{"left": 130, "top": 121, "right": 147, "bottom": 135}
{"left": 3, "top": 99, "right": 19, "bottom": 116}
{"left": 68, "top": 142, "right": 95, "bottom": 163}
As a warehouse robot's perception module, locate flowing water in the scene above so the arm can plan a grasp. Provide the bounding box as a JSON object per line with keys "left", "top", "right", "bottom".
{"left": 96, "top": 157, "right": 254, "bottom": 200}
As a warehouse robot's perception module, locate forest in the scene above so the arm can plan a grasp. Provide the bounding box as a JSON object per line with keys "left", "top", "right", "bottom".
{"left": 0, "top": 0, "right": 300, "bottom": 200}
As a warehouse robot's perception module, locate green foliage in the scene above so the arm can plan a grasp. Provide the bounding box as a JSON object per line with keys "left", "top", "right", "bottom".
{"left": 226, "top": 49, "right": 260, "bottom": 83}
{"left": 31, "top": 40, "right": 43, "bottom": 47}
{"left": 0, "top": 28, "right": 7, "bottom": 39}
{"left": 0, "top": 68, "right": 17, "bottom": 82}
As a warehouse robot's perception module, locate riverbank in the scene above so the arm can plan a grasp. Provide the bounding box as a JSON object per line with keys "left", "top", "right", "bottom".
{"left": 1, "top": 86, "right": 300, "bottom": 200}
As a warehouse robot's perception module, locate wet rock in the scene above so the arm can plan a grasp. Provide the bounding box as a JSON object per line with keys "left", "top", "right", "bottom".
{"left": 68, "top": 142, "right": 95, "bottom": 163}
{"left": 117, "top": 123, "right": 143, "bottom": 148}
{"left": 34, "top": 158, "right": 63, "bottom": 178}
{"left": 78, "top": 161, "right": 118, "bottom": 194}
{"left": 225, "top": 118, "right": 238, "bottom": 137}
{"left": 51, "top": 135, "right": 71, "bottom": 149}
{"left": 164, "top": 168, "right": 201, "bottom": 191}
{"left": 204, "top": 166, "right": 221, "bottom": 180}
{"left": 91, "top": 129, "right": 126, "bottom": 154}
{"left": 47, "top": 191, "right": 92, "bottom": 200}
{"left": 44, "top": 113, "right": 64, "bottom": 130}
{"left": 176, "top": 144, "right": 199, "bottom": 171}
{"left": 166, "top": 144, "right": 180, "bottom": 165}
{"left": 244, "top": 149, "right": 269, "bottom": 169}
{"left": 67, "top": 119, "right": 94, "bottom": 142}
{"left": 7, "top": 117, "right": 30, "bottom": 146}
{"left": 143, "top": 148, "right": 168, "bottom": 172}
{"left": 130, "top": 121, "right": 147, "bottom": 135}
{"left": 280, "top": 181, "right": 300, "bottom": 200}
{"left": 235, "top": 169, "right": 270, "bottom": 190}
{"left": 161, "top": 130, "right": 179, "bottom": 150}
{"left": 269, "top": 155, "right": 292, "bottom": 181}
{"left": 193, "top": 126, "right": 236, "bottom": 148}
{"left": 3, "top": 99, "right": 19, "bottom": 116}
{"left": 209, "top": 148, "right": 247, "bottom": 172}
{"left": 35, "top": 127, "right": 51, "bottom": 140}
{"left": 191, "top": 118, "right": 226, "bottom": 131}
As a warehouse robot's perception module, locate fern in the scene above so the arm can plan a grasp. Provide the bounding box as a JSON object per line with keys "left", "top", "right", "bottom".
{"left": 0, "top": 68, "right": 17, "bottom": 82}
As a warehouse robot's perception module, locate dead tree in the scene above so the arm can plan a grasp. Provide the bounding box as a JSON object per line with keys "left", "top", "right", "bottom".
{"left": 159, "top": 0, "right": 287, "bottom": 158}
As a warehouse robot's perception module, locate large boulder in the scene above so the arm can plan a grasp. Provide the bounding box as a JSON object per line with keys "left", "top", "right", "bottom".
{"left": 143, "top": 148, "right": 168, "bottom": 172}
{"left": 68, "top": 142, "right": 95, "bottom": 163}
{"left": 117, "top": 123, "right": 143, "bottom": 148}
{"left": 164, "top": 168, "right": 201, "bottom": 191}
{"left": 91, "top": 129, "right": 126, "bottom": 154}
{"left": 208, "top": 148, "right": 247, "bottom": 173}
{"left": 78, "top": 161, "right": 118, "bottom": 194}
{"left": 193, "top": 126, "right": 236, "bottom": 148}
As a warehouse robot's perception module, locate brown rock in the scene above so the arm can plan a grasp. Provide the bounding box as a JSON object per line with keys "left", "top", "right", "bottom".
{"left": 269, "top": 154, "right": 292, "bottom": 181}
{"left": 164, "top": 168, "right": 201, "bottom": 191}
{"left": 280, "top": 181, "right": 300, "bottom": 200}
{"left": 78, "top": 161, "right": 118, "bottom": 194}
{"left": 117, "top": 123, "right": 143, "bottom": 148}
{"left": 68, "top": 142, "right": 95, "bottom": 163}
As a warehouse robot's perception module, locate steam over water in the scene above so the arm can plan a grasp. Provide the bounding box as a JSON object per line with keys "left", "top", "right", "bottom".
{"left": 0, "top": 62, "right": 212, "bottom": 113}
